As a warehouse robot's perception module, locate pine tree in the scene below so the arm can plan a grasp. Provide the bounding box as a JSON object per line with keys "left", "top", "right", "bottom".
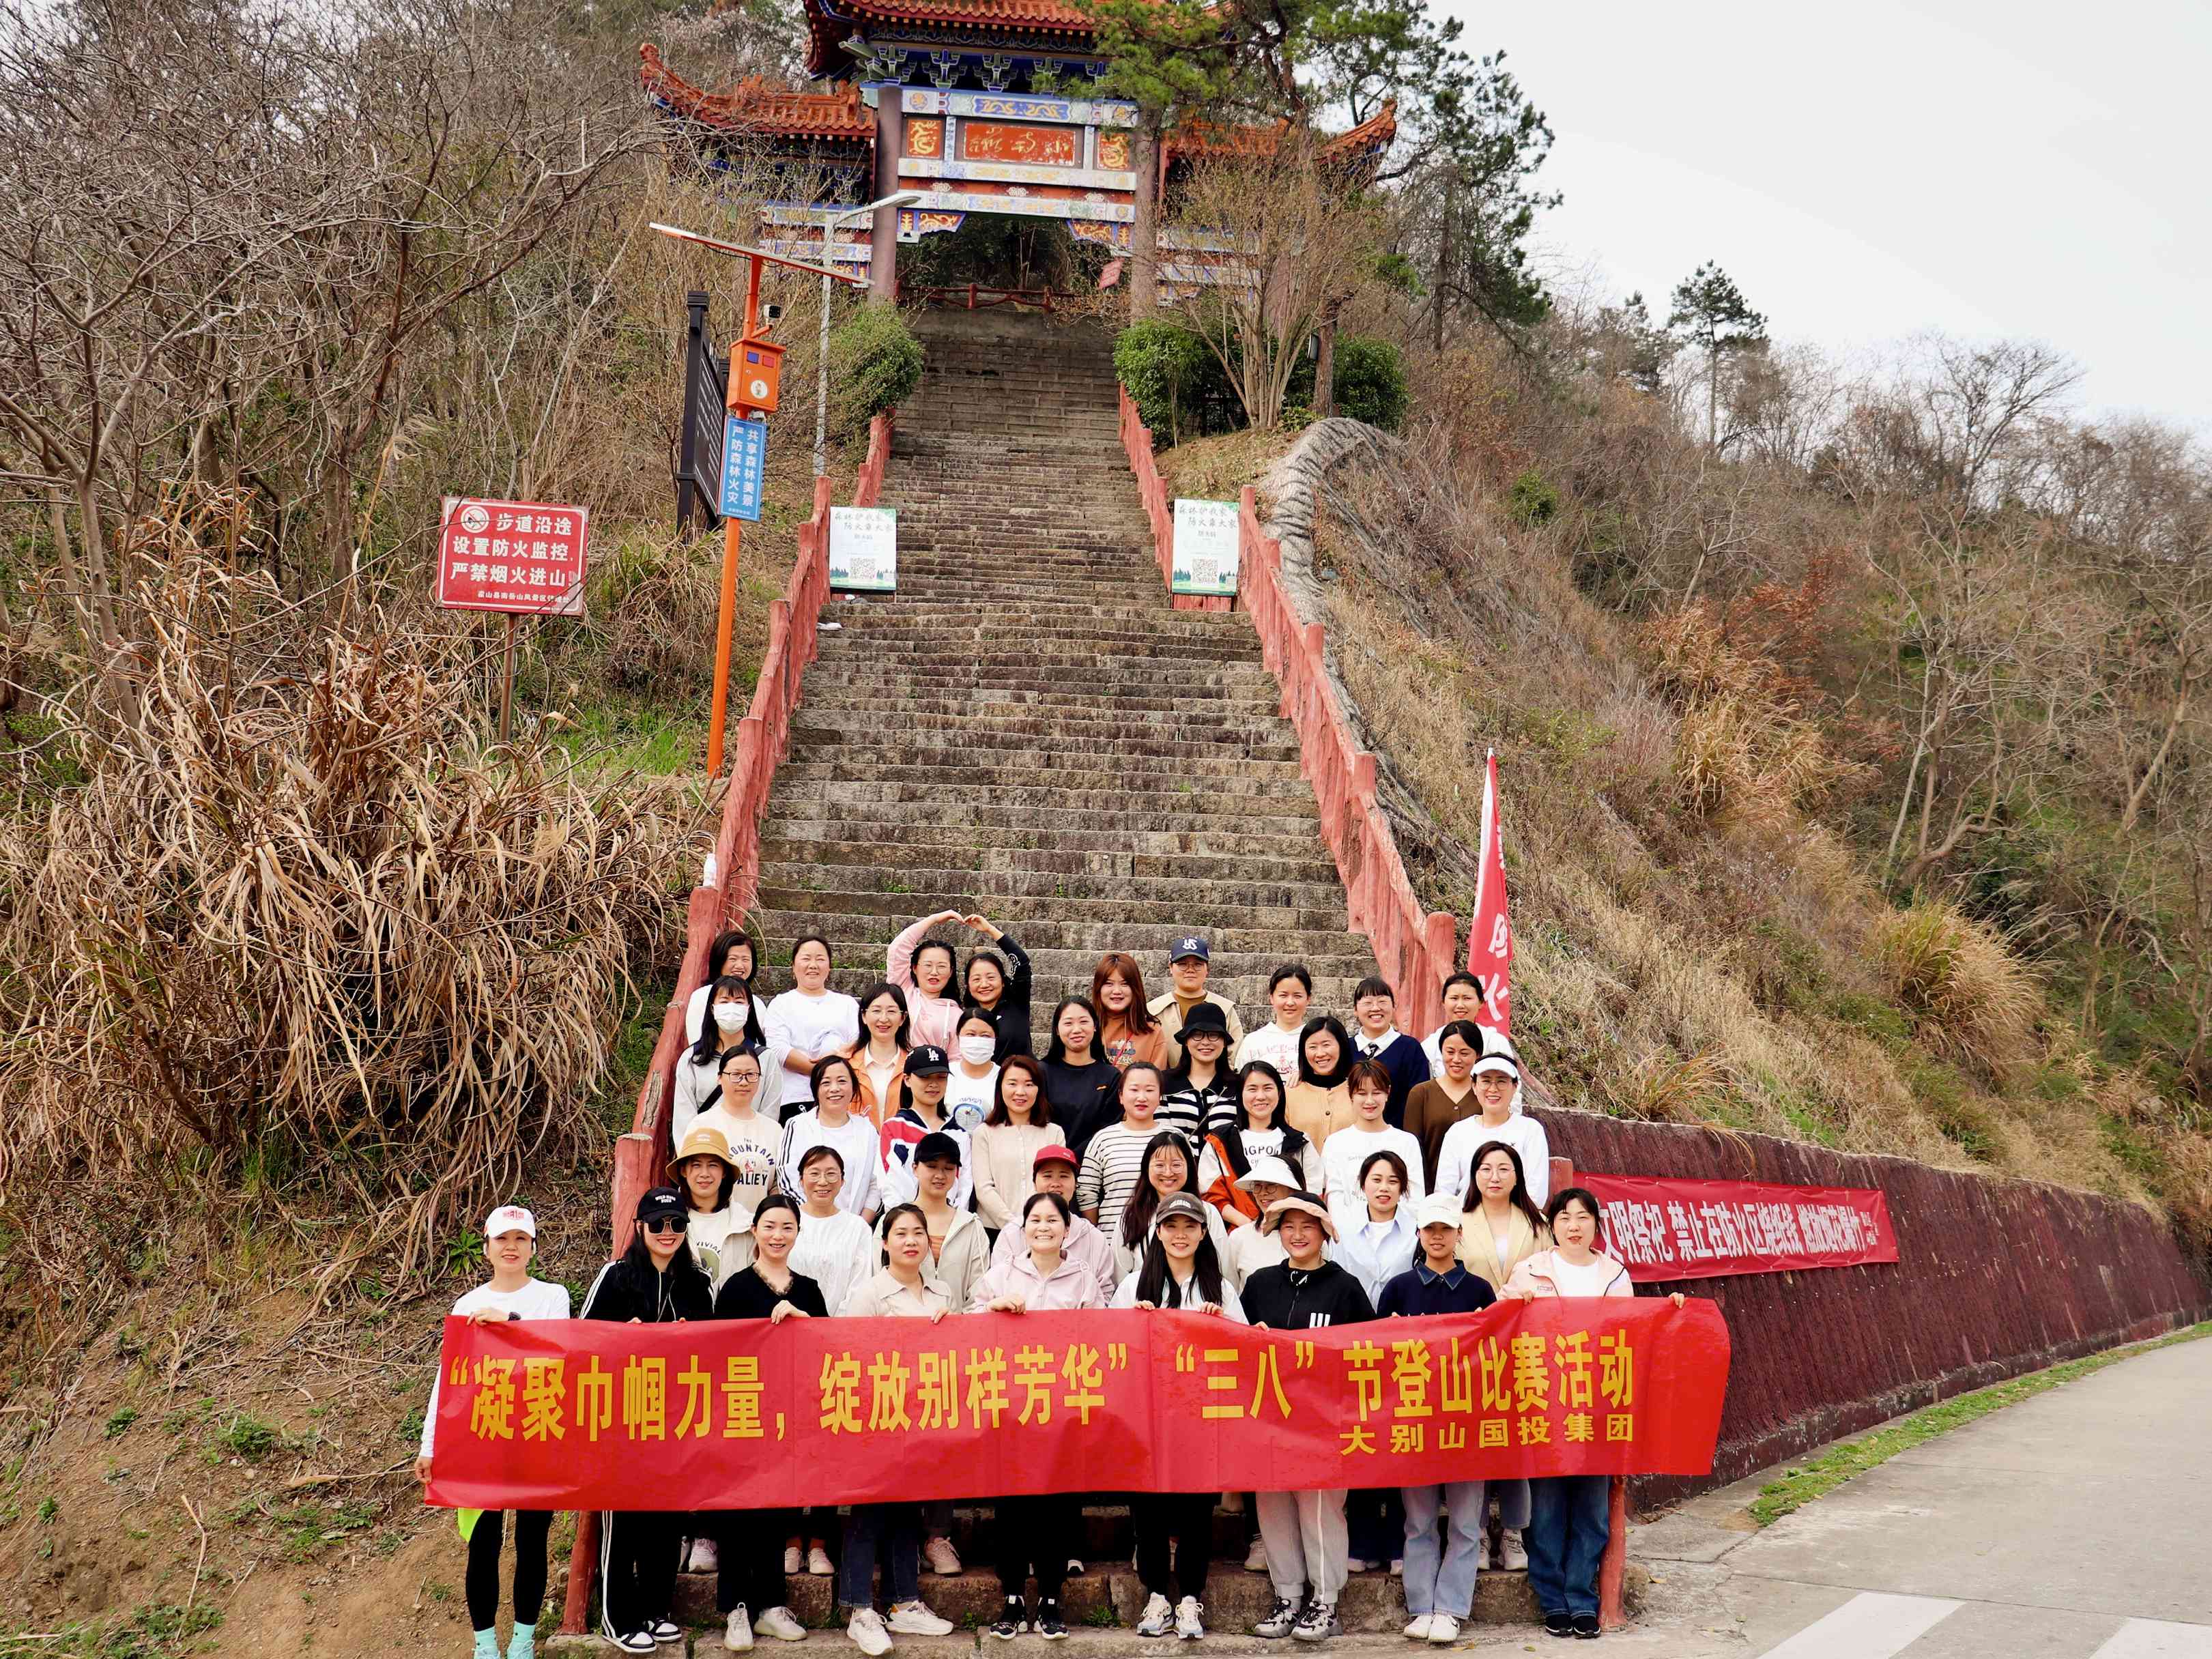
{"left": 1668, "top": 260, "right": 1768, "bottom": 447}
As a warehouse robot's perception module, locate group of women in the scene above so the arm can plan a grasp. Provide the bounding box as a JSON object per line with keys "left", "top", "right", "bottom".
{"left": 422, "top": 919, "right": 1672, "bottom": 1656}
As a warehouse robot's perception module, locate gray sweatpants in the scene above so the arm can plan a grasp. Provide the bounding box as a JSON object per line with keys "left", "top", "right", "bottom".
{"left": 1256, "top": 1488, "right": 1349, "bottom": 1605}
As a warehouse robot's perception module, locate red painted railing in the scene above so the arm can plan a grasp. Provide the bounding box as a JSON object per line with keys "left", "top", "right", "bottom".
{"left": 562, "top": 409, "right": 893, "bottom": 1634}
{"left": 900, "top": 281, "right": 1069, "bottom": 313}
{"left": 1119, "top": 387, "right": 1456, "bottom": 1033}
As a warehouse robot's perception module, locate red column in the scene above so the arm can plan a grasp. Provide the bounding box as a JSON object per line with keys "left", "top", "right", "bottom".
{"left": 871, "top": 87, "right": 903, "bottom": 303}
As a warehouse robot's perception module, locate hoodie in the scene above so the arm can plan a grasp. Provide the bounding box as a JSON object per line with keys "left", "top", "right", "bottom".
{"left": 968, "top": 1250, "right": 1105, "bottom": 1312}
{"left": 1240, "top": 1258, "right": 1376, "bottom": 1331}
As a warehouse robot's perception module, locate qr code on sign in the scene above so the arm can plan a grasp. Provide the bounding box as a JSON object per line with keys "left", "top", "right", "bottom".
{"left": 1189, "top": 558, "right": 1218, "bottom": 585}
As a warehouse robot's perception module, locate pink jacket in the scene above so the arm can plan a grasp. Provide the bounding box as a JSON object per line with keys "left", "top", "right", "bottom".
{"left": 888, "top": 918, "right": 961, "bottom": 1052}
{"left": 969, "top": 1250, "right": 1104, "bottom": 1312}
{"left": 1504, "top": 1248, "right": 1634, "bottom": 1299}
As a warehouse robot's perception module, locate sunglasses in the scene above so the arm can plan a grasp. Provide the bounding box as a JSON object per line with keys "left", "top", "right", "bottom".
{"left": 641, "top": 1217, "right": 686, "bottom": 1235}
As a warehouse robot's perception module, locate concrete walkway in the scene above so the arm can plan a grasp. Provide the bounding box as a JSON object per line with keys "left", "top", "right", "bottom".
{"left": 1631, "top": 1336, "right": 2212, "bottom": 1656}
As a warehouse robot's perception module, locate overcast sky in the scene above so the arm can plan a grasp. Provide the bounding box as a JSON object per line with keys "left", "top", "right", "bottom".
{"left": 1439, "top": 0, "right": 2211, "bottom": 432}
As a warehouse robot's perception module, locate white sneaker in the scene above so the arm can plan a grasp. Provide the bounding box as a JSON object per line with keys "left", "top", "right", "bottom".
{"left": 1345, "top": 1558, "right": 1373, "bottom": 1574}
{"left": 612, "top": 1636, "right": 657, "bottom": 1657}
{"left": 846, "top": 1608, "right": 892, "bottom": 1657}
{"left": 1175, "top": 1596, "right": 1205, "bottom": 1639}
{"left": 923, "top": 1536, "right": 962, "bottom": 1576}
{"left": 1244, "top": 1537, "right": 1269, "bottom": 1573}
{"left": 808, "top": 1546, "right": 835, "bottom": 1577}
{"left": 887, "top": 1601, "right": 953, "bottom": 1637}
{"left": 1403, "top": 1615, "right": 1435, "bottom": 1641}
{"left": 648, "top": 1621, "right": 684, "bottom": 1645}
{"left": 1498, "top": 1530, "right": 1527, "bottom": 1572}
{"left": 726, "top": 1605, "right": 755, "bottom": 1651}
{"left": 786, "top": 1545, "right": 805, "bottom": 1575}
{"left": 1426, "top": 1615, "right": 1460, "bottom": 1645}
{"left": 1066, "top": 1558, "right": 1085, "bottom": 1578}
{"left": 1475, "top": 1538, "right": 1493, "bottom": 1573}
{"left": 1137, "top": 1592, "right": 1176, "bottom": 1637}
{"left": 758, "top": 1606, "right": 809, "bottom": 1642}
{"left": 1389, "top": 1559, "right": 1404, "bottom": 1577}
{"left": 688, "top": 1536, "right": 720, "bottom": 1573}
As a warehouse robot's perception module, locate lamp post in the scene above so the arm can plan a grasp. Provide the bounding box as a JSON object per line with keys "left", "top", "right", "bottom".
{"left": 816, "top": 190, "right": 923, "bottom": 477}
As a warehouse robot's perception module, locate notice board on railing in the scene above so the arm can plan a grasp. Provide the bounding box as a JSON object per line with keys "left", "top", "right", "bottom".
{"left": 1173, "top": 497, "right": 1239, "bottom": 597}
{"left": 830, "top": 506, "right": 897, "bottom": 591}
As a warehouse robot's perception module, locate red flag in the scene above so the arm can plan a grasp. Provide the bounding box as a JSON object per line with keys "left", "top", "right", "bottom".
{"left": 1097, "top": 258, "right": 1124, "bottom": 290}
{"left": 1467, "top": 749, "right": 1513, "bottom": 1035}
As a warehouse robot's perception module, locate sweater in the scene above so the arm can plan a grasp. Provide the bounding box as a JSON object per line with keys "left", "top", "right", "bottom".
{"left": 1232, "top": 1022, "right": 1303, "bottom": 1076}
{"left": 878, "top": 1106, "right": 974, "bottom": 1211}
{"left": 968, "top": 1251, "right": 1104, "bottom": 1312}
{"left": 879, "top": 1204, "right": 989, "bottom": 1312}
{"left": 777, "top": 1108, "right": 882, "bottom": 1217}
{"left": 1285, "top": 1080, "right": 1355, "bottom": 1152}
{"left": 1159, "top": 1069, "right": 1235, "bottom": 1154}
{"left": 1377, "top": 1260, "right": 1499, "bottom": 1319}
{"left": 419, "top": 1278, "right": 570, "bottom": 1456}
{"left": 1504, "top": 1249, "right": 1634, "bottom": 1300}
{"left": 1076, "top": 1120, "right": 1158, "bottom": 1240}
{"left": 1099, "top": 1013, "right": 1171, "bottom": 1073}
{"left": 689, "top": 1107, "right": 786, "bottom": 1217}
{"left": 1318, "top": 1123, "right": 1427, "bottom": 1219}
{"left": 887, "top": 918, "right": 963, "bottom": 1052}
{"left": 1347, "top": 1028, "right": 1431, "bottom": 1129}
{"left": 762, "top": 989, "right": 860, "bottom": 1106}
{"left": 1435, "top": 1110, "right": 1552, "bottom": 1207}
{"left": 837, "top": 1269, "right": 951, "bottom": 1319}
{"left": 790, "top": 1206, "right": 876, "bottom": 1318}
{"left": 685, "top": 1205, "right": 753, "bottom": 1288}
{"left": 713, "top": 1266, "right": 829, "bottom": 1321}
{"left": 1403, "top": 1078, "right": 1483, "bottom": 1181}
{"left": 973, "top": 934, "right": 1035, "bottom": 1059}
{"left": 1240, "top": 1259, "right": 1375, "bottom": 1330}
{"left": 1042, "top": 1058, "right": 1121, "bottom": 1158}
{"left": 990, "top": 1211, "right": 1117, "bottom": 1303}
{"left": 971, "top": 1120, "right": 1057, "bottom": 1230}
{"left": 1147, "top": 989, "right": 1247, "bottom": 1067}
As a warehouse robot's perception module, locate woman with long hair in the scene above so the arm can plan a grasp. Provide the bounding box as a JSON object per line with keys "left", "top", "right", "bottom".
{"left": 1233, "top": 963, "right": 1312, "bottom": 1074}
{"left": 971, "top": 1191, "right": 1102, "bottom": 1641}
{"left": 1284, "top": 1015, "right": 1357, "bottom": 1152}
{"left": 1113, "top": 1129, "right": 1231, "bottom": 1280}
{"left": 962, "top": 914, "right": 1035, "bottom": 1059}
{"left": 972, "top": 1054, "right": 1056, "bottom": 1235}
{"left": 1091, "top": 952, "right": 1169, "bottom": 1071}
{"left": 674, "top": 975, "right": 783, "bottom": 1140}
{"left": 1198, "top": 1062, "right": 1317, "bottom": 1225}
{"left": 777, "top": 1056, "right": 882, "bottom": 1220}
{"left": 1111, "top": 1193, "right": 1244, "bottom": 1639}
{"left": 888, "top": 910, "right": 966, "bottom": 1052}
{"left": 764, "top": 936, "right": 860, "bottom": 1113}
{"left": 1039, "top": 998, "right": 1118, "bottom": 1159}
{"left": 843, "top": 981, "right": 912, "bottom": 1125}
{"left": 784, "top": 1146, "right": 876, "bottom": 1576}
{"left": 1403, "top": 1021, "right": 1486, "bottom": 1184}
{"left": 579, "top": 1188, "right": 715, "bottom": 1655}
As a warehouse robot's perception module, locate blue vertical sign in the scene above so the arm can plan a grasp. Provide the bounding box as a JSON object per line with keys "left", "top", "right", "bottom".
{"left": 719, "top": 414, "right": 766, "bottom": 521}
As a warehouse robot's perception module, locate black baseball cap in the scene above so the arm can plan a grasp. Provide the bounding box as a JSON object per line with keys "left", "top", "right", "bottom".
{"left": 914, "top": 1131, "right": 962, "bottom": 1167}
{"left": 906, "top": 1044, "right": 950, "bottom": 1076}
{"left": 636, "top": 1185, "right": 687, "bottom": 1224}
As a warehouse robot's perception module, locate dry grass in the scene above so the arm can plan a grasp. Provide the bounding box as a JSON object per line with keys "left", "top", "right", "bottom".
{"left": 0, "top": 538, "right": 695, "bottom": 1310}
{"left": 1876, "top": 899, "right": 2043, "bottom": 1081}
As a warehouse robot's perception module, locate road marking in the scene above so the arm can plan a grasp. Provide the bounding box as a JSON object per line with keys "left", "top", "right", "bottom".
{"left": 2090, "top": 1619, "right": 2212, "bottom": 1658}
{"left": 1760, "top": 1591, "right": 1962, "bottom": 1658}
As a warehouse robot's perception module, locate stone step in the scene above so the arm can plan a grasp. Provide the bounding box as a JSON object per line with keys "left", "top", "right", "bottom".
{"left": 746, "top": 910, "right": 1366, "bottom": 960}
{"left": 760, "top": 829, "right": 1344, "bottom": 871}
{"left": 760, "top": 781, "right": 1317, "bottom": 818}
{"left": 789, "top": 710, "right": 1299, "bottom": 753}
{"left": 786, "top": 687, "right": 1280, "bottom": 722}
{"left": 774, "top": 750, "right": 1305, "bottom": 785}
{"left": 756, "top": 864, "right": 1351, "bottom": 912}
{"left": 758, "top": 802, "right": 1325, "bottom": 838}
{"left": 755, "top": 884, "right": 1355, "bottom": 934}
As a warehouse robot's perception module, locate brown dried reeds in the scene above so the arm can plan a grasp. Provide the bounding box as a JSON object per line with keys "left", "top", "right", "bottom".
{"left": 1876, "top": 899, "right": 2041, "bottom": 1082}
{"left": 0, "top": 549, "right": 691, "bottom": 1299}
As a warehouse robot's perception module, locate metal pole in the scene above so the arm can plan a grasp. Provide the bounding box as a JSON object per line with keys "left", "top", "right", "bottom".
{"left": 815, "top": 263, "right": 832, "bottom": 478}
{"left": 706, "top": 255, "right": 765, "bottom": 776}
{"left": 496, "top": 614, "right": 517, "bottom": 743}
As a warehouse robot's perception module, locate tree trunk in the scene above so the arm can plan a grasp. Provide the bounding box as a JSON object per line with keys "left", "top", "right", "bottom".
{"left": 1707, "top": 347, "right": 1720, "bottom": 448}
{"left": 1432, "top": 197, "right": 1450, "bottom": 356}
{"left": 2121, "top": 686, "right": 2191, "bottom": 832}
{"left": 1131, "top": 127, "right": 1160, "bottom": 321}
{"left": 1315, "top": 315, "right": 1336, "bottom": 419}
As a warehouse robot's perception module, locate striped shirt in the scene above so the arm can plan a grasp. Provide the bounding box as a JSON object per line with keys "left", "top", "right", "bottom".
{"left": 1077, "top": 1120, "right": 1158, "bottom": 1241}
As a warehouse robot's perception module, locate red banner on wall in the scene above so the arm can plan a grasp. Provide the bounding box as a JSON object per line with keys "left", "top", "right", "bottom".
{"left": 425, "top": 1302, "right": 1729, "bottom": 1513}
{"left": 1579, "top": 1173, "right": 1898, "bottom": 1284}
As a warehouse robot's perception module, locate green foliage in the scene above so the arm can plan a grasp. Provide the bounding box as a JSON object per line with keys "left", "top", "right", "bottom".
{"left": 102, "top": 1408, "right": 139, "bottom": 1439}
{"left": 1667, "top": 259, "right": 1768, "bottom": 356}
{"left": 1508, "top": 467, "right": 1560, "bottom": 527}
{"left": 214, "top": 1412, "right": 286, "bottom": 1462}
{"left": 1328, "top": 335, "right": 1409, "bottom": 431}
{"left": 1115, "top": 321, "right": 1240, "bottom": 444}
{"left": 828, "top": 303, "right": 923, "bottom": 443}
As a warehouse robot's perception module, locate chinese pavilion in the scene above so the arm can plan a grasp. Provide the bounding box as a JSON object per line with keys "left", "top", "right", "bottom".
{"left": 639, "top": 0, "right": 1394, "bottom": 302}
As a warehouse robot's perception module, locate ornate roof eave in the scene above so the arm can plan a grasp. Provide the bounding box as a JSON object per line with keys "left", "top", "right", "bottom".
{"left": 803, "top": 0, "right": 1104, "bottom": 77}
{"left": 1166, "top": 102, "right": 1397, "bottom": 181}
{"left": 641, "top": 44, "right": 877, "bottom": 145}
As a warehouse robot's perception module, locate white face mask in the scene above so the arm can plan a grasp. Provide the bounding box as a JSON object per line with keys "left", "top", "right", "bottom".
{"left": 713, "top": 1003, "right": 748, "bottom": 1033}
{"left": 958, "top": 1035, "right": 996, "bottom": 1065}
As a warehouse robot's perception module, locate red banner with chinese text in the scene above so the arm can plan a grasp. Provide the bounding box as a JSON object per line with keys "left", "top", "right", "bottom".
{"left": 424, "top": 1302, "right": 1728, "bottom": 1513}
{"left": 1580, "top": 1173, "right": 1898, "bottom": 1284}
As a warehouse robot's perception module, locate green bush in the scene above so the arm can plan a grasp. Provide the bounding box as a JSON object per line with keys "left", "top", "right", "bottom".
{"left": 828, "top": 302, "right": 923, "bottom": 442}
{"left": 1330, "top": 335, "right": 1409, "bottom": 431}
{"left": 1509, "top": 467, "right": 1560, "bottom": 527}
{"left": 1115, "top": 319, "right": 1211, "bottom": 442}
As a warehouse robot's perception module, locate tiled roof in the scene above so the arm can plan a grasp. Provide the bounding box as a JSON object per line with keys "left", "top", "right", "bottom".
{"left": 801, "top": 0, "right": 1100, "bottom": 76}
{"left": 641, "top": 44, "right": 877, "bottom": 141}
{"left": 1166, "top": 103, "right": 1397, "bottom": 169}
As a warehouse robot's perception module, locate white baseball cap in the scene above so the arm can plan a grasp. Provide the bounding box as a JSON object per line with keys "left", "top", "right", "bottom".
{"left": 1235, "top": 1155, "right": 1302, "bottom": 1192}
{"left": 1413, "top": 1192, "right": 1463, "bottom": 1230}
{"left": 484, "top": 1204, "right": 537, "bottom": 1239}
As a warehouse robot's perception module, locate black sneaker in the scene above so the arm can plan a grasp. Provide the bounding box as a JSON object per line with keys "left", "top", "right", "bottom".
{"left": 1035, "top": 1597, "right": 1068, "bottom": 1640}
{"left": 1571, "top": 1613, "right": 1601, "bottom": 1639}
{"left": 1543, "top": 1613, "right": 1575, "bottom": 1639}
{"left": 990, "top": 1596, "right": 1027, "bottom": 1640}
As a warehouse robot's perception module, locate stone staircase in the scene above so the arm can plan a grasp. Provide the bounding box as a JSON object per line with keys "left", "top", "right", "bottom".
{"left": 751, "top": 308, "right": 1379, "bottom": 1021}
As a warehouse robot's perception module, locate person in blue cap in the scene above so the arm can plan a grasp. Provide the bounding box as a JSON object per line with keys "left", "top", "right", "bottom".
{"left": 1148, "top": 934, "right": 1246, "bottom": 1067}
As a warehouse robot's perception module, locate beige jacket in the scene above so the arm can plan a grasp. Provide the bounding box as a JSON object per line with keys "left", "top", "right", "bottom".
{"left": 837, "top": 1268, "right": 952, "bottom": 1318}
{"left": 876, "top": 1204, "right": 989, "bottom": 1312}
{"left": 1456, "top": 1205, "right": 1549, "bottom": 1295}
{"left": 971, "top": 1121, "right": 1057, "bottom": 1230}
{"left": 1148, "top": 989, "right": 1248, "bottom": 1066}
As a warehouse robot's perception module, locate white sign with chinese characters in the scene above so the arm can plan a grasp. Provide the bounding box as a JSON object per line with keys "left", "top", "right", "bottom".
{"left": 829, "top": 506, "right": 897, "bottom": 592}
{"left": 1171, "top": 497, "right": 1240, "bottom": 597}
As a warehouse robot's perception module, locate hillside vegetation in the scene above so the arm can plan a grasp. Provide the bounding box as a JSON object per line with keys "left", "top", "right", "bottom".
{"left": 1166, "top": 306, "right": 2212, "bottom": 1268}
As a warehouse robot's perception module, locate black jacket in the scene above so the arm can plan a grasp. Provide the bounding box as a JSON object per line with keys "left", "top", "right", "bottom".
{"left": 1242, "top": 1260, "right": 1376, "bottom": 1331}
{"left": 1044, "top": 1057, "right": 1121, "bottom": 1158}
{"left": 980, "top": 935, "right": 1035, "bottom": 1059}
{"left": 579, "top": 1251, "right": 715, "bottom": 1325}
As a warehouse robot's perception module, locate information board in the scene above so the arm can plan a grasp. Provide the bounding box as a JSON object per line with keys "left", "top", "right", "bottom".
{"left": 829, "top": 506, "right": 897, "bottom": 592}
{"left": 1172, "top": 497, "right": 1240, "bottom": 596}
{"left": 719, "top": 415, "right": 766, "bottom": 522}
{"left": 435, "top": 498, "right": 590, "bottom": 616}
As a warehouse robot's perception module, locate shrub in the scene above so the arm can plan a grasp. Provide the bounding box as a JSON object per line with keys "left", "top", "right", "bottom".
{"left": 1115, "top": 319, "right": 1211, "bottom": 442}
{"left": 1330, "top": 334, "right": 1409, "bottom": 431}
{"left": 828, "top": 302, "right": 923, "bottom": 442}
{"left": 1876, "top": 900, "right": 2041, "bottom": 1080}
{"left": 1508, "top": 467, "right": 1560, "bottom": 526}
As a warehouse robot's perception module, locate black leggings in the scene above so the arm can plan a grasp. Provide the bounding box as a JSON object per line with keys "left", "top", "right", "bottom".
{"left": 466, "top": 1509, "right": 554, "bottom": 1631}
{"left": 715, "top": 1507, "right": 801, "bottom": 1615}
{"left": 1133, "top": 1492, "right": 1215, "bottom": 1603}
{"left": 600, "top": 1510, "right": 681, "bottom": 1639}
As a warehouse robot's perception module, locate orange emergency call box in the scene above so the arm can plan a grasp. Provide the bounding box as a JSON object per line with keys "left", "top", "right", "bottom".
{"left": 730, "top": 338, "right": 786, "bottom": 413}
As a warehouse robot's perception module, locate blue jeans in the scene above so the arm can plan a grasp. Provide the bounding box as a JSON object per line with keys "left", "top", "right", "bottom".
{"left": 1400, "top": 1482, "right": 1485, "bottom": 1619}
{"left": 1491, "top": 1478, "right": 1531, "bottom": 1531}
{"left": 1524, "top": 1477, "right": 1609, "bottom": 1618}
{"left": 1348, "top": 1487, "right": 1403, "bottom": 1565}
{"left": 839, "top": 1503, "right": 922, "bottom": 1612}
